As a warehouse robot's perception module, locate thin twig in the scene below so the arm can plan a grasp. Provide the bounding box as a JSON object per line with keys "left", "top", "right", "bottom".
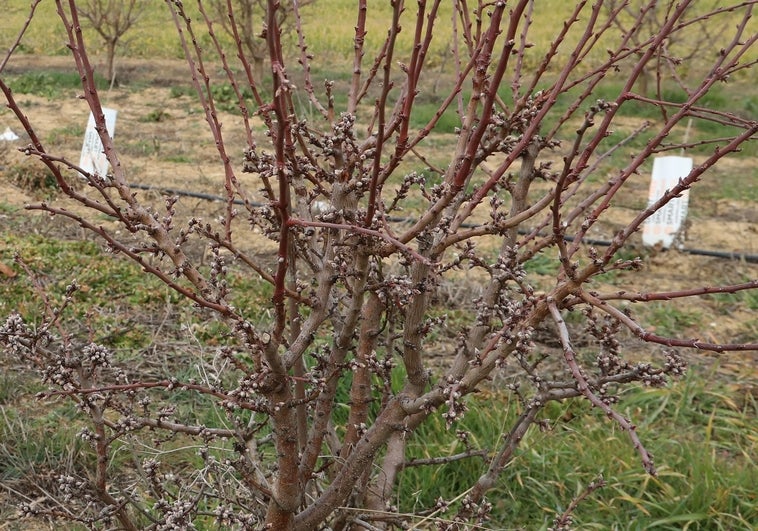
{"left": 548, "top": 300, "right": 656, "bottom": 475}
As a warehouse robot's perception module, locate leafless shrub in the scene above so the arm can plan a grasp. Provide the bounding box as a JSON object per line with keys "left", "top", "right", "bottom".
{"left": 1, "top": 1, "right": 756, "bottom": 529}
{"left": 207, "top": 0, "right": 317, "bottom": 81}
{"left": 603, "top": 0, "right": 739, "bottom": 95}
{"left": 75, "top": 0, "right": 148, "bottom": 84}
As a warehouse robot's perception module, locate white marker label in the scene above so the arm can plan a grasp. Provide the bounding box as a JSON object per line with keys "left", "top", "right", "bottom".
{"left": 642, "top": 156, "right": 693, "bottom": 249}
{"left": 79, "top": 107, "right": 117, "bottom": 179}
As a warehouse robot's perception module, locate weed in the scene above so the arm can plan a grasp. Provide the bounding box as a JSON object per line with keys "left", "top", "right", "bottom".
{"left": 170, "top": 83, "right": 258, "bottom": 113}
{"left": 121, "top": 137, "right": 161, "bottom": 157}
{"left": 140, "top": 109, "right": 172, "bottom": 123}
{"left": 211, "top": 84, "right": 257, "bottom": 112}
{"left": 46, "top": 124, "right": 85, "bottom": 146}
{"left": 4, "top": 159, "right": 59, "bottom": 196}
{"left": 641, "top": 303, "right": 702, "bottom": 337}
{"left": 524, "top": 252, "right": 560, "bottom": 276}
{"left": 169, "top": 85, "right": 193, "bottom": 98}
{"left": 7, "top": 71, "right": 108, "bottom": 98}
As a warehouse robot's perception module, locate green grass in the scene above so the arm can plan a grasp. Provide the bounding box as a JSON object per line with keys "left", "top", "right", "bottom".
{"left": 7, "top": 71, "right": 108, "bottom": 98}
{"left": 3, "top": 0, "right": 754, "bottom": 90}
{"left": 0, "top": 0, "right": 624, "bottom": 64}
{"left": 398, "top": 374, "right": 757, "bottom": 529}
{"left": 46, "top": 124, "right": 86, "bottom": 146}
{"left": 704, "top": 290, "right": 758, "bottom": 314}
{"left": 163, "top": 154, "right": 193, "bottom": 163}
{"left": 697, "top": 172, "right": 758, "bottom": 203}
{"left": 1, "top": 234, "right": 165, "bottom": 315}
{"left": 1, "top": 230, "right": 272, "bottom": 335}
{"left": 0, "top": 216, "right": 270, "bottom": 526}
{"left": 121, "top": 137, "right": 162, "bottom": 157}
{"left": 0, "top": 404, "right": 89, "bottom": 497}
{"left": 639, "top": 303, "right": 703, "bottom": 338}
{"left": 557, "top": 80, "right": 757, "bottom": 159}
{"left": 524, "top": 252, "right": 561, "bottom": 276}
{"left": 0, "top": 202, "right": 19, "bottom": 214}
{"left": 408, "top": 102, "right": 461, "bottom": 133}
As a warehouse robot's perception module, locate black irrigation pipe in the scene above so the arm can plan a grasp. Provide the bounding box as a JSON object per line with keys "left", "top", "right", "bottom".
{"left": 129, "top": 183, "right": 254, "bottom": 206}
{"left": 563, "top": 235, "right": 758, "bottom": 263}
{"left": 105, "top": 182, "right": 758, "bottom": 265}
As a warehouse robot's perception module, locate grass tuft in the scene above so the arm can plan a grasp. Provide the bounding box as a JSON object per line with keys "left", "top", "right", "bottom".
{"left": 397, "top": 372, "right": 757, "bottom": 529}
{"left": 7, "top": 71, "right": 108, "bottom": 98}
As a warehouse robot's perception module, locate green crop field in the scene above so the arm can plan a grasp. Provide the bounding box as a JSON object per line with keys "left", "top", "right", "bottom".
{"left": 4, "top": 1, "right": 754, "bottom": 73}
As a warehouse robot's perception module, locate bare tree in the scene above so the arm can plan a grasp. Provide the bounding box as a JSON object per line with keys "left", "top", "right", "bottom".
{"left": 208, "top": 0, "right": 316, "bottom": 81}
{"left": 603, "top": 0, "right": 736, "bottom": 96}
{"left": 1, "top": 0, "right": 756, "bottom": 530}
{"left": 75, "top": 0, "right": 147, "bottom": 84}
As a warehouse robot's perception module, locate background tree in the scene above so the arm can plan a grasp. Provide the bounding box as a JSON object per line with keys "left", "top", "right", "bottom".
{"left": 75, "top": 0, "right": 147, "bottom": 85}
{"left": 208, "top": 0, "right": 316, "bottom": 81}
{"left": 1, "top": 0, "right": 756, "bottom": 529}
{"left": 603, "top": 0, "right": 735, "bottom": 96}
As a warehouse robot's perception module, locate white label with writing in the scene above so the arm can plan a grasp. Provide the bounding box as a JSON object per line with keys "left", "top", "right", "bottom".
{"left": 642, "top": 156, "right": 693, "bottom": 249}
{"left": 79, "top": 107, "right": 117, "bottom": 179}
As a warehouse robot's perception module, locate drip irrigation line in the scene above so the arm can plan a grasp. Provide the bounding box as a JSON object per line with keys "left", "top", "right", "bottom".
{"left": 563, "top": 235, "right": 758, "bottom": 263}
{"left": 122, "top": 183, "right": 758, "bottom": 264}
{"left": 129, "top": 183, "right": 258, "bottom": 206}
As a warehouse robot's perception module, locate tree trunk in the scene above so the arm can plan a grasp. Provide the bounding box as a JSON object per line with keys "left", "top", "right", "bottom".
{"left": 106, "top": 39, "right": 117, "bottom": 86}
{"left": 253, "top": 55, "right": 265, "bottom": 82}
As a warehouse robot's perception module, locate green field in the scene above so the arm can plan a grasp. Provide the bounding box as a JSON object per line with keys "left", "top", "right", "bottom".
{"left": 3, "top": 1, "right": 755, "bottom": 74}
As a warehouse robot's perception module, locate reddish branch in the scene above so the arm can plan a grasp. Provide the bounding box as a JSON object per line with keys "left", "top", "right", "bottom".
{"left": 0, "top": 0, "right": 42, "bottom": 73}
{"left": 594, "top": 280, "right": 758, "bottom": 302}
{"left": 551, "top": 475, "right": 606, "bottom": 529}
{"left": 581, "top": 292, "right": 758, "bottom": 353}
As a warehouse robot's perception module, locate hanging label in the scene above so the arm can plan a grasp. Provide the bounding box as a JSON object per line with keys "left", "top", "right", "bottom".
{"left": 79, "top": 107, "right": 117, "bottom": 179}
